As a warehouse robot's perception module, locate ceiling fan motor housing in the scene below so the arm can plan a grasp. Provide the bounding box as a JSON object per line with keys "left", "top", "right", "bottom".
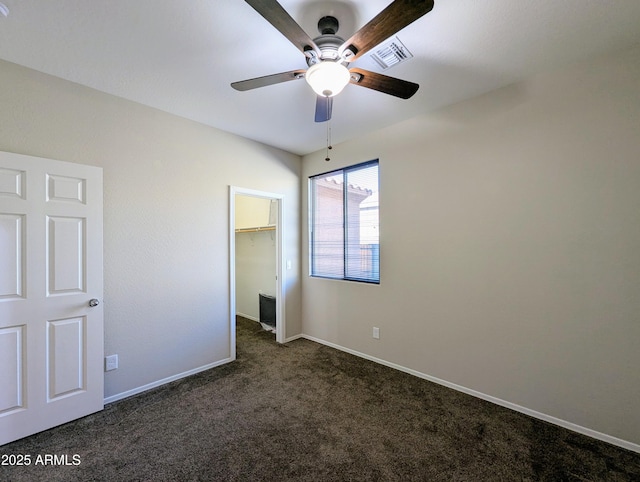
{"left": 306, "top": 16, "right": 347, "bottom": 66}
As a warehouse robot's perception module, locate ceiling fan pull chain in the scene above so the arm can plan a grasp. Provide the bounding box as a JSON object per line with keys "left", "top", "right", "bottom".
{"left": 325, "top": 117, "right": 332, "bottom": 161}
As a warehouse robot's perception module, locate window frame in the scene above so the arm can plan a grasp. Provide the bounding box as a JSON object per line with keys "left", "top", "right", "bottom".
{"left": 309, "top": 159, "right": 380, "bottom": 284}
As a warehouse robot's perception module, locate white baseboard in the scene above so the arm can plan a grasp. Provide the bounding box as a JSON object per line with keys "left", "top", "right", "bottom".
{"left": 236, "top": 312, "right": 258, "bottom": 322}
{"left": 284, "top": 333, "right": 304, "bottom": 343}
{"left": 301, "top": 334, "right": 640, "bottom": 454}
{"left": 103, "top": 358, "right": 233, "bottom": 405}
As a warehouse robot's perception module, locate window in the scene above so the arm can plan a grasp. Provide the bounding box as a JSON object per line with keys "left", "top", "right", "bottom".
{"left": 309, "top": 160, "right": 379, "bottom": 283}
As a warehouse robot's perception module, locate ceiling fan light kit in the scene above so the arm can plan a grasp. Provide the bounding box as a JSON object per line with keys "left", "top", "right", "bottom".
{"left": 305, "top": 61, "right": 351, "bottom": 97}
{"left": 233, "top": 0, "right": 435, "bottom": 123}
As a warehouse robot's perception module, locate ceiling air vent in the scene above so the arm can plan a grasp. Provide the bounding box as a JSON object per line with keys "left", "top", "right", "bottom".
{"left": 369, "top": 37, "right": 413, "bottom": 70}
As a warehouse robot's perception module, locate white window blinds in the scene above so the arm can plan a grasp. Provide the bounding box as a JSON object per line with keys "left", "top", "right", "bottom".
{"left": 310, "top": 160, "right": 379, "bottom": 283}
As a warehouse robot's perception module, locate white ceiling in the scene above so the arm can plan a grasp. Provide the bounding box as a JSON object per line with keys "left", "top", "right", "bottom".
{"left": 1, "top": 1, "right": 639, "bottom": 156}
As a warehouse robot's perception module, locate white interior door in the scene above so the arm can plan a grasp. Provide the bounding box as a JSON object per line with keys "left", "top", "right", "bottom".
{"left": 0, "top": 151, "right": 104, "bottom": 446}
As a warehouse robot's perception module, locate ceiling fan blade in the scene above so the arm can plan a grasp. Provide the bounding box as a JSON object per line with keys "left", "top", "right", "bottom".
{"left": 315, "top": 96, "right": 333, "bottom": 123}
{"left": 231, "top": 69, "right": 306, "bottom": 91}
{"left": 349, "top": 68, "right": 419, "bottom": 99}
{"left": 339, "top": 0, "right": 434, "bottom": 62}
{"left": 244, "top": 0, "right": 320, "bottom": 57}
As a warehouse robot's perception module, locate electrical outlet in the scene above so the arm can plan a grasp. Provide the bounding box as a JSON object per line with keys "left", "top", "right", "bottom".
{"left": 372, "top": 327, "right": 380, "bottom": 339}
{"left": 105, "top": 354, "right": 118, "bottom": 371}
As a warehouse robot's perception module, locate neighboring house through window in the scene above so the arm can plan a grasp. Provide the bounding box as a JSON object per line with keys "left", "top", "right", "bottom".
{"left": 309, "top": 160, "right": 379, "bottom": 283}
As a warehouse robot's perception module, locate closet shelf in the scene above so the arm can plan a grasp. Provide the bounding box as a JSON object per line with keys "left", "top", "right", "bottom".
{"left": 235, "top": 225, "right": 276, "bottom": 233}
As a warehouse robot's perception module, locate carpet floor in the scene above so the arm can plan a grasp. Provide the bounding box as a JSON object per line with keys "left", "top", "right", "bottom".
{"left": 1, "top": 316, "right": 639, "bottom": 481}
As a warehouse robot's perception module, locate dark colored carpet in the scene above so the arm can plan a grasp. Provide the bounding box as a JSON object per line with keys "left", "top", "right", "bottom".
{"left": 2, "top": 316, "right": 639, "bottom": 481}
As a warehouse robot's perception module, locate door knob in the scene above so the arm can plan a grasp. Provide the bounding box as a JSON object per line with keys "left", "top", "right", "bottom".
{"left": 89, "top": 298, "right": 100, "bottom": 307}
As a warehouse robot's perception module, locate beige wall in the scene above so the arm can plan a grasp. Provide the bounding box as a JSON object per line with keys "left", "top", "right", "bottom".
{"left": 0, "top": 60, "right": 301, "bottom": 400}
{"left": 235, "top": 195, "right": 277, "bottom": 320}
{"left": 235, "top": 230, "right": 277, "bottom": 321}
{"left": 302, "top": 45, "right": 640, "bottom": 447}
{"left": 235, "top": 195, "right": 273, "bottom": 229}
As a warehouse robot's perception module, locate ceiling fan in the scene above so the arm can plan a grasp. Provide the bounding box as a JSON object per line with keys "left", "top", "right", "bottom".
{"left": 231, "top": 0, "right": 435, "bottom": 122}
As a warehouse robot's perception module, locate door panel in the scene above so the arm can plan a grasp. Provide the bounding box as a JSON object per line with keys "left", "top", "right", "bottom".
{"left": 0, "top": 167, "right": 26, "bottom": 198}
{"left": 47, "top": 174, "right": 86, "bottom": 204}
{"left": 0, "top": 151, "right": 103, "bottom": 446}
{"left": 0, "top": 325, "right": 24, "bottom": 413}
{"left": 0, "top": 213, "right": 25, "bottom": 299}
{"left": 47, "top": 317, "right": 86, "bottom": 399}
{"left": 47, "top": 216, "right": 86, "bottom": 295}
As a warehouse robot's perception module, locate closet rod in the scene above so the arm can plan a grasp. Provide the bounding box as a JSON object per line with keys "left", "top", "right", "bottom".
{"left": 235, "top": 226, "right": 276, "bottom": 233}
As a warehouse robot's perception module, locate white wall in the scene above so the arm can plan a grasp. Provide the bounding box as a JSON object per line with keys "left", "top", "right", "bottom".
{"left": 301, "top": 46, "right": 640, "bottom": 448}
{"left": 0, "top": 60, "right": 301, "bottom": 400}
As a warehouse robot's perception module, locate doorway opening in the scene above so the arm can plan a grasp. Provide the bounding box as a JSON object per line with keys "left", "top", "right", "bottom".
{"left": 229, "top": 187, "right": 285, "bottom": 360}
